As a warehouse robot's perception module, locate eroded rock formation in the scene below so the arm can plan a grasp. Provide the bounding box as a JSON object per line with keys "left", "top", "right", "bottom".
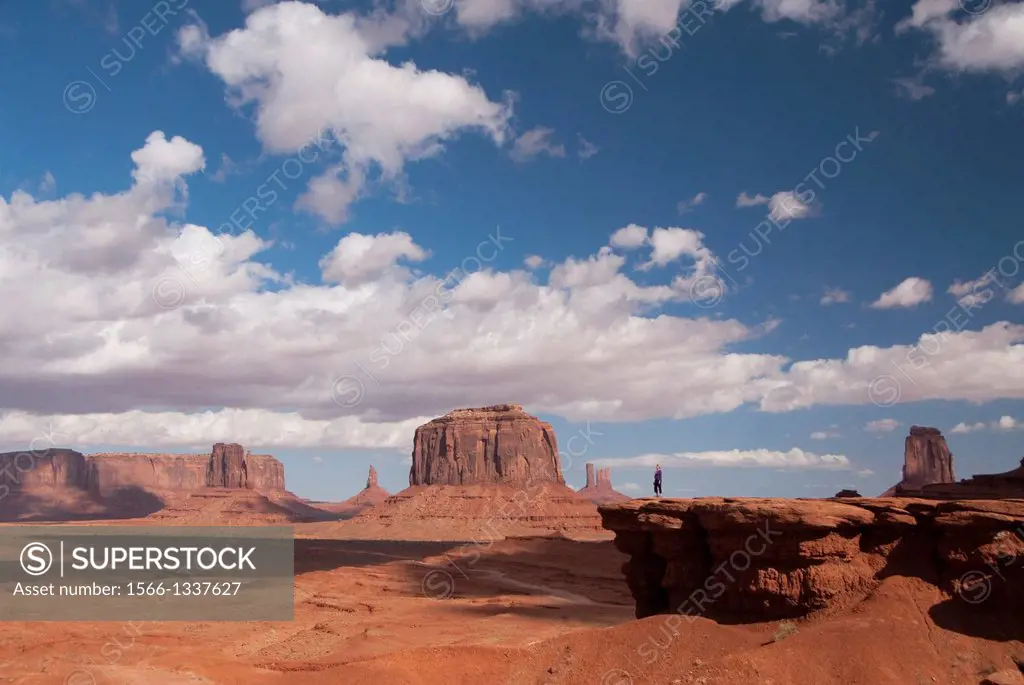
{"left": 0, "top": 449, "right": 88, "bottom": 490}
{"left": 206, "top": 443, "right": 247, "bottom": 488}
{"left": 834, "top": 489, "right": 861, "bottom": 498}
{"left": 578, "top": 463, "right": 630, "bottom": 504}
{"left": 903, "top": 426, "right": 955, "bottom": 486}
{"left": 339, "top": 465, "right": 392, "bottom": 513}
{"left": 896, "top": 456, "right": 1024, "bottom": 500}
{"left": 409, "top": 405, "right": 564, "bottom": 486}
{"left": 0, "top": 443, "right": 285, "bottom": 498}
{"left": 348, "top": 482, "right": 606, "bottom": 539}
{"left": 882, "top": 426, "right": 955, "bottom": 495}
{"left": 600, "top": 497, "right": 1024, "bottom": 620}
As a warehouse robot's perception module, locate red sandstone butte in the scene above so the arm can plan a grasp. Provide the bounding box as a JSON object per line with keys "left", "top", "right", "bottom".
{"left": 409, "top": 404, "right": 564, "bottom": 486}
{"left": 205, "top": 442, "right": 285, "bottom": 490}
{"left": 892, "top": 456, "right": 1024, "bottom": 500}
{"left": 881, "top": 425, "right": 955, "bottom": 496}
{"left": 578, "top": 463, "right": 630, "bottom": 504}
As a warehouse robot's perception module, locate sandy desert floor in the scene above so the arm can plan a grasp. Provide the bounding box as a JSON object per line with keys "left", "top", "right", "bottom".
{"left": 0, "top": 525, "right": 1022, "bottom": 685}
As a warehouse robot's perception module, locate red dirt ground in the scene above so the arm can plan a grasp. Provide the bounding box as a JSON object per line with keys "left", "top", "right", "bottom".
{"left": 0, "top": 526, "right": 1021, "bottom": 685}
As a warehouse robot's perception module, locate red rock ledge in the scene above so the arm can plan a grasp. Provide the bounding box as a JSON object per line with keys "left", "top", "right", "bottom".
{"left": 598, "top": 496, "right": 1024, "bottom": 620}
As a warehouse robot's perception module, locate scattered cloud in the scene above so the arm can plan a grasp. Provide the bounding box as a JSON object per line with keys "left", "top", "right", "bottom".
{"left": 952, "top": 415, "right": 1022, "bottom": 433}
{"left": 510, "top": 126, "right": 567, "bottom": 163}
{"left": 577, "top": 134, "right": 599, "bottom": 160}
{"left": 897, "top": 0, "right": 1024, "bottom": 74}
{"left": 951, "top": 421, "right": 989, "bottom": 434}
{"left": 209, "top": 153, "right": 250, "bottom": 183}
{"left": 821, "top": 287, "right": 851, "bottom": 305}
{"left": 319, "top": 231, "right": 429, "bottom": 285}
{"left": 865, "top": 418, "right": 901, "bottom": 432}
{"left": 810, "top": 428, "right": 842, "bottom": 439}
{"left": 947, "top": 271, "right": 1011, "bottom": 308}
{"left": 176, "top": 1, "right": 513, "bottom": 224}
{"left": 857, "top": 468, "right": 875, "bottom": 477}
{"left": 736, "top": 191, "right": 770, "bottom": 207}
{"left": 677, "top": 191, "right": 708, "bottom": 214}
{"left": 996, "top": 415, "right": 1020, "bottom": 430}
{"left": 891, "top": 76, "right": 936, "bottom": 101}
{"left": 869, "top": 277, "right": 933, "bottom": 309}
{"left": 619, "top": 482, "right": 642, "bottom": 493}
{"left": 524, "top": 255, "right": 546, "bottom": 270}
{"left": 737, "top": 190, "right": 814, "bottom": 220}
{"left": 38, "top": 171, "right": 56, "bottom": 194}
{"left": 609, "top": 223, "right": 648, "bottom": 249}
{"left": 768, "top": 191, "right": 814, "bottom": 221}
{"left": 596, "top": 448, "right": 854, "bottom": 470}
{"left": 1009, "top": 91, "right": 1023, "bottom": 106}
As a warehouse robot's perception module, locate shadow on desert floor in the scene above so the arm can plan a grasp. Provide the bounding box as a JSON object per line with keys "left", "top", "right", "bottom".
{"left": 929, "top": 599, "right": 1024, "bottom": 642}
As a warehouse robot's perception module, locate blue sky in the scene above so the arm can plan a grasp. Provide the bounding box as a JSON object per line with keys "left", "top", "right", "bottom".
{"left": 0, "top": 0, "right": 1022, "bottom": 501}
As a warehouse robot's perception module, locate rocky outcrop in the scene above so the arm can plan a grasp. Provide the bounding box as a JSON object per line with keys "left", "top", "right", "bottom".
{"left": 834, "top": 489, "right": 861, "bottom": 498}
{"left": 343, "top": 482, "right": 606, "bottom": 540}
{"left": 579, "top": 463, "right": 630, "bottom": 504}
{"left": 903, "top": 426, "right": 955, "bottom": 486}
{"left": 882, "top": 426, "right": 955, "bottom": 495}
{"left": 0, "top": 449, "right": 88, "bottom": 490}
{"left": 207, "top": 443, "right": 247, "bottom": 488}
{"left": 1, "top": 444, "right": 285, "bottom": 497}
{"left": 895, "top": 456, "right": 1024, "bottom": 500}
{"left": 242, "top": 453, "right": 286, "bottom": 491}
{"left": 409, "top": 405, "right": 564, "bottom": 487}
{"left": 600, "top": 497, "right": 1024, "bottom": 621}
{"left": 342, "top": 466, "right": 392, "bottom": 512}
{"left": 204, "top": 443, "right": 285, "bottom": 490}
{"left": 85, "top": 453, "right": 207, "bottom": 494}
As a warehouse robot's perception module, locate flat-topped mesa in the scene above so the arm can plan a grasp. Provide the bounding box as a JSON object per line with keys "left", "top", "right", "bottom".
{"left": 409, "top": 405, "right": 564, "bottom": 486}
{"left": 0, "top": 449, "right": 88, "bottom": 489}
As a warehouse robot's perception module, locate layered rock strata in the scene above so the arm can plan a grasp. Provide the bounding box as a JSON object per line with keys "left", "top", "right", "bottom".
{"left": 409, "top": 405, "right": 564, "bottom": 486}
{"left": 0, "top": 444, "right": 286, "bottom": 497}
{"left": 882, "top": 426, "right": 955, "bottom": 495}
{"left": 599, "top": 497, "right": 1024, "bottom": 620}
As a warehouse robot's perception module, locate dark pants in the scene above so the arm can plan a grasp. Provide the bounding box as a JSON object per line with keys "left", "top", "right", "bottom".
{"left": 654, "top": 480, "right": 662, "bottom": 496}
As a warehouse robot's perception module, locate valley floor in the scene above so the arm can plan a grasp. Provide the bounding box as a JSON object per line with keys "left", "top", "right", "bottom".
{"left": 0, "top": 527, "right": 1021, "bottom": 684}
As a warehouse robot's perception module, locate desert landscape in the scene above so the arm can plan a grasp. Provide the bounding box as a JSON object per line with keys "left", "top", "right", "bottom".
{"left": 0, "top": 405, "right": 1021, "bottom": 685}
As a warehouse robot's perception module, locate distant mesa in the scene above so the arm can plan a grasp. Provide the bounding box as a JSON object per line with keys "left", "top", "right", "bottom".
{"left": 578, "top": 463, "right": 630, "bottom": 504}
{"left": 833, "top": 489, "right": 861, "bottom": 498}
{"left": 0, "top": 442, "right": 321, "bottom": 523}
{"left": 325, "top": 405, "right": 606, "bottom": 539}
{"left": 880, "top": 425, "right": 1024, "bottom": 499}
{"left": 409, "top": 404, "right": 564, "bottom": 486}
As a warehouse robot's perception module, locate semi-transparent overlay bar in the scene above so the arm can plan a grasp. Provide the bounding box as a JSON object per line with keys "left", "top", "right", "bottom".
{"left": 0, "top": 526, "right": 294, "bottom": 621}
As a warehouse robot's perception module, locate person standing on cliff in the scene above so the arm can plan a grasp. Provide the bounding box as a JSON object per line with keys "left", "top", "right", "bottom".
{"left": 654, "top": 464, "right": 663, "bottom": 496}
